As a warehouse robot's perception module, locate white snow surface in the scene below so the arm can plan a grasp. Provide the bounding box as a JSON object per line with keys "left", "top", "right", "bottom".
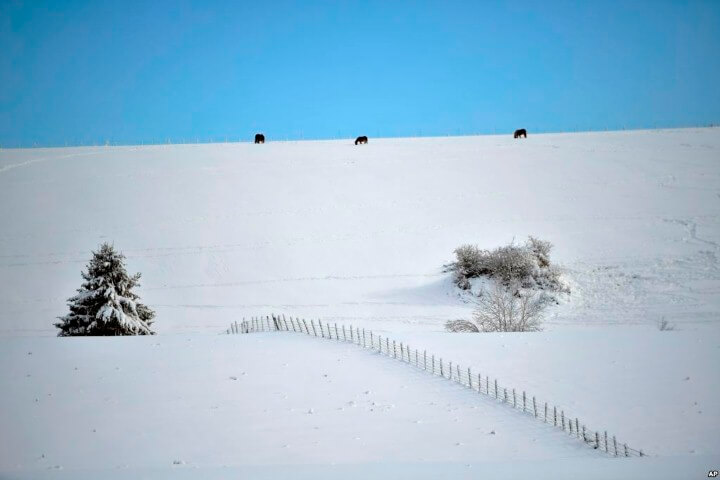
{"left": 1, "top": 128, "right": 720, "bottom": 477}
{"left": 0, "top": 333, "right": 716, "bottom": 479}
{"left": 1, "top": 128, "right": 719, "bottom": 335}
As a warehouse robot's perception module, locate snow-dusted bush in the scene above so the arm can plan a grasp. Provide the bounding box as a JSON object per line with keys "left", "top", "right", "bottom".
{"left": 448, "top": 237, "right": 566, "bottom": 293}
{"left": 446, "top": 282, "right": 545, "bottom": 332}
{"left": 657, "top": 318, "right": 675, "bottom": 331}
{"left": 55, "top": 243, "right": 155, "bottom": 336}
{"left": 445, "top": 319, "right": 480, "bottom": 333}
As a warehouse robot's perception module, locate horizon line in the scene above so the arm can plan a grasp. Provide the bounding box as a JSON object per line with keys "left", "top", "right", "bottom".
{"left": 1, "top": 123, "right": 718, "bottom": 151}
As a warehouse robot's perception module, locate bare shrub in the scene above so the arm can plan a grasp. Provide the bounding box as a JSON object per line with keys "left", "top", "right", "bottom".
{"left": 445, "top": 319, "right": 480, "bottom": 332}
{"left": 451, "top": 244, "right": 486, "bottom": 288}
{"left": 657, "top": 318, "right": 675, "bottom": 331}
{"left": 448, "top": 237, "right": 567, "bottom": 294}
{"left": 472, "top": 282, "right": 545, "bottom": 332}
{"left": 483, "top": 243, "right": 535, "bottom": 284}
{"left": 527, "top": 236, "right": 553, "bottom": 268}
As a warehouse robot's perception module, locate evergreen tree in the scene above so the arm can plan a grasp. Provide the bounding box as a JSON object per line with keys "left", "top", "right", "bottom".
{"left": 55, "top": 243, "right": 155, "bottom": 336}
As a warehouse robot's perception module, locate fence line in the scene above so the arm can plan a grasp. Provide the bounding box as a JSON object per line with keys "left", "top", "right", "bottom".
{"left": 226, "top": 314, "right": 646, "bottom": 458}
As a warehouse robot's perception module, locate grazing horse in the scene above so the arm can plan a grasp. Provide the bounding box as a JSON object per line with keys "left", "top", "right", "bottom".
{"left": 355, "top": 136, "right": 368, "bottom": 145}
{"left": 254, "top": 133, "right": 265, "bottom": 144}
{"left": 513, "top": 129, "right": 527, "bottom": 139}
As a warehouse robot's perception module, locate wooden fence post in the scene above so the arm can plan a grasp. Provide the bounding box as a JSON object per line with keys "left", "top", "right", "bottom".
{"left": 613, "top": 436, "right": 618, "bottom": 456}
{"left": 319, "top": 320, "right": 324, "bottom": 338}
{"left": 362, "top": 329, "right": 366, "bottom": 347}
{"left": 575, "top": 418, "right": 580, "bottom": 438}
{"left": 624, "top": 443, "right": 628, "bottom": 457}
{"left": 448, "top": 362, "right": 452, "bottom": 380}
{"left": 533, "top": 396, "right": 537, "bottom": 417}
{"left": 370, "top": 331, "right": 374, "bottom": 348}
{"left": 393, "top": 340, "right": 397, "bottom": 358}
{"left": 595, "top": 431, "right": 600, "bottom": 450}
{"left": 468, "top": 368, "right": 472, "bottom": 389}
{"left": 311, "top": 320, "right": 317, "bottom": 337}
{"left": 522, "top": 391, "right": 526, "bottom": 412}
{"left": 303, "top": 319, "right": 309, "bottom": 334}
{"left": 431, "top": 355, "right": 435, "bottom": 374}
{"left": 424, "top": 350, "right": 427, "bottom": 370}
{"left": 604, "top": 431, "right": 608, "bottom": 453}
{"left": 350, "top": 325, "right": 354, "bottom": 343}
{"left": 495, "top": 379, "right": 498, "bottom": 399}
{"left": 335, "top": 323, "right": 339, "bottom": 340}
{"left": 513, "top": 389, "right": 516, "bottom": 408}
{"left": 343, "top": 325, "right": 347, "bottom": 341}
{"left": 582, "top": 425, "right": 586, "bottom": 442}
{"left": 504, "top": 388, "right": 508, "bottom": 403}
{"left": 440, "top": 359, "right": 444, "bottom": 377}
{"left": 415, "top": 349, "right": 419, "bottom": 366}
{"left": 553, "top": 406, "right": 557, "bottom": 426}
{"left": 561, "top": 411, "right": 565, "bottom": 431}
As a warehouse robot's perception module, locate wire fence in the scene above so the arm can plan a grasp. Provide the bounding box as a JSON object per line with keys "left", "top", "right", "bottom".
{"left": 226, "top": 314, "right": 646, "bottom": 458}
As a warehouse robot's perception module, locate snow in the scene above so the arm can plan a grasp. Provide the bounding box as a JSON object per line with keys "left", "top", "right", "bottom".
{"left": 1, "top": 128, "right": 719, "bottom": 335}
{"left": 0, "top": 334, "right": 600, "bottom": 470}
{"left": 1, "top": 128, "right": 720, "bottom": 477}
{"left": 1, "top": 333, "right": 716, "bottom": 479}
{"left": 395, "top": 328, "right": 720, "bottom": 457}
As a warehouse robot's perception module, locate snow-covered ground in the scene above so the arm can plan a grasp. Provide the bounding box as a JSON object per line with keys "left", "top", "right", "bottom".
{"left": 1, "top": 333, "right": 716, "bottom": 480}
{"left": 1, "top": 128, "right": 719, "bottom": 477}
{"left": 1, "top": 128, "right": 719, "bottom": 335}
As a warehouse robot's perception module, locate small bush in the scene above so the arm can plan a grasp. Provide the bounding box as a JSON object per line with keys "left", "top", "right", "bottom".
{"left": 474, "top": 282, "right": 545, "bottom": 332}
{"left": 448, "top": 237, "right": 567, "bottom": 294}
{"left": 446, "top": 282, "right": 545, "bottom": 333}
{"left": 657, "top": 318, "right": 675, "bottom": 331}
{"left": 445, "top": 319, "right": 480, "bottom": 332}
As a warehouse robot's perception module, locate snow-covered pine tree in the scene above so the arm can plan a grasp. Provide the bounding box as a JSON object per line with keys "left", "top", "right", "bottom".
{"left": 55, "top": 243, "right": 155, "bottom": 336}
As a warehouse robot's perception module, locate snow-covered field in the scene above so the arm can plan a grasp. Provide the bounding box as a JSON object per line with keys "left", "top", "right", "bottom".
{"left": 2, "top": 128, "right": 719, "bottom": 335}
{"left": 1, "top": 332, "right": 717, "bottom": 479}
{"left": 1, "top": 128, "right": 719, "bottom": 477}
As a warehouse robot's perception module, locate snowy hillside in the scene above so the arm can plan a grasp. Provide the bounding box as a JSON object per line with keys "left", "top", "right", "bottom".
{"left": 1, "top": 128, "right": 719, "bottom": 477}
{"left": 1, "top": 128, "right": 719, "bottom": 335}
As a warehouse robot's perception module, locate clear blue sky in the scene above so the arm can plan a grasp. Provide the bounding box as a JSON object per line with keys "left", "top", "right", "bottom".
{"left": 1, "top": 0, "right": 719, "bottom": 147}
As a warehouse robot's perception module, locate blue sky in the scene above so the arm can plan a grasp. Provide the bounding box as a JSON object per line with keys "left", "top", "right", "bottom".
{"left": 1, "top": 0, "right": 719, "bottom": 146}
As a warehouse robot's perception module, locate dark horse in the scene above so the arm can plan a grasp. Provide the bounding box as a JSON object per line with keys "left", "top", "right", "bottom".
{"left": 355, "top": 136, "right": 368, "bottom": 145}
{"left": 254, "top": 133, "right": 265, "bottom": 144}
{"left": 513, "top": 129, "right": 527, "bottom": 139}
